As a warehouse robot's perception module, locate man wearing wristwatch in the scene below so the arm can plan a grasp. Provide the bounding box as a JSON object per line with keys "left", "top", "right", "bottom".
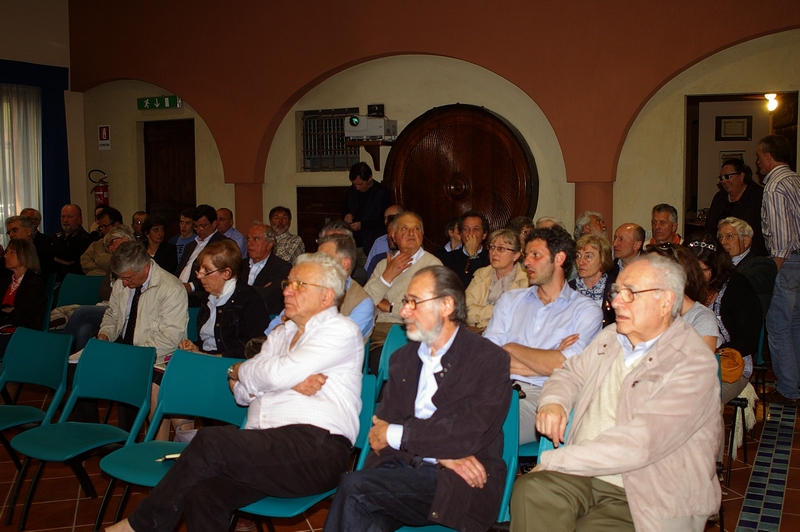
{"left": 364, "top": 212, "right": 441, "bottom": 374}
{"left": 106, "top": 252, "right": 363, "bottom": 532}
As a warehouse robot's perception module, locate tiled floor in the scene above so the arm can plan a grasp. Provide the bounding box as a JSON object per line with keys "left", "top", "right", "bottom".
{"left": 2, "top": 380, "right": 799, "bottom": 531}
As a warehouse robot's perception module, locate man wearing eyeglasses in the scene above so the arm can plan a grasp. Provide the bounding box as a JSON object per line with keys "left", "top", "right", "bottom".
{"left": 175, "top": 204, "right": 229, "bottom": 305}
{"left": 80, "top": 206, "right": 124, "bottom": 276}
{"left": 107, "top": 252, "right": 362, "bottom": 532}
{"left": 484, "top": 226, "right": 603, "bottom": 445}
{"left": 325, "top": 266, "right": 510, "bottom": 532}
{"left": 511, "top": 254, "right": 721, "bottom": 531}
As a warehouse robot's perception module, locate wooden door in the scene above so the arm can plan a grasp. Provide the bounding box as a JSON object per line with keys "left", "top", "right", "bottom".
{"left": 297, "top": 186, "right": 350, "bottom": 252}
{"left": 143, "top": 119, "right": 196, "bottom": 238}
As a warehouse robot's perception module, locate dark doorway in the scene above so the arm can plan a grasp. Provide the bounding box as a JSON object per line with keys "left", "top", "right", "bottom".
{"left": 297, "top": 186, "right": 350, "bottom": 253}
{"left": 143, "top": 119, "right": 197, "bottom": 237}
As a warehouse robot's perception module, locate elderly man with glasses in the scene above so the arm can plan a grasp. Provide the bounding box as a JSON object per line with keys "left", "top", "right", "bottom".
{"left": 511, "top": 254, "right": 721, "bottom": 532}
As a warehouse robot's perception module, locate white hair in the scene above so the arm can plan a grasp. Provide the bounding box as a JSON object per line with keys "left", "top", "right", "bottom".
{"left": 637, "top": 253, "right": 686, "bottom": 317}
{"left": 294, "top": 252, "right": 347, "bottom": 305}
{"left": 718, "top": 216, "right": 753, "bottom": 238}
{"left": 574, "top": 211, "right": 602, "bottom": 240}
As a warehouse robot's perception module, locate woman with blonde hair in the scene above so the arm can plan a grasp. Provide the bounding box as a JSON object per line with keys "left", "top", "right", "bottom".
{"left": 568, "top": 234, "right": 616, "bottom": 326}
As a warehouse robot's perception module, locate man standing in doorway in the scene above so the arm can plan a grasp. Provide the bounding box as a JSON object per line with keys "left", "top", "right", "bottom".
{"left": 342, "top": 162, "right": 391, "bottom": 267}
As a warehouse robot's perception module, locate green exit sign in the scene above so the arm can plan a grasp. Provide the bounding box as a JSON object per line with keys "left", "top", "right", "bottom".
{"left": 137, "top": 96, "right": 182, "bottom": 110}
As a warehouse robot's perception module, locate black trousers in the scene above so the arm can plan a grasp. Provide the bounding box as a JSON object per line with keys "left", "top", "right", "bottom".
{"left": 324, "top": 458, "right": 438, "bottom": 532}
{"left": 128, "top": 424, "right": 351, "bottom": 532}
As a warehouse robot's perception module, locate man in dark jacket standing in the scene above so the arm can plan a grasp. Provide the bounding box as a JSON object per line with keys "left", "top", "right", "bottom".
{"left": 342, "top": 162, "right": 391, "bottom": 266}
{"left": 325, "top": 266, "right": 510, "bottom": 532}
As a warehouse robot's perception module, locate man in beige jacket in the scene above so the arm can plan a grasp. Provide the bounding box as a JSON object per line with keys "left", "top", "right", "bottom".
{"left": 511, "top": 254, "right": 721, "bottom": 531}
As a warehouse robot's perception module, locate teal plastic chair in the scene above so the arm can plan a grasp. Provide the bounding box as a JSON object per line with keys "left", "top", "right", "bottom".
{"left": 187, "top": 306, "right": 200, "bottom": 342}
{"left": 396, "top": 391, "right": 520, "bottom": 531}
{"left": 41, "top": 272, "right": 57, "bottom": 330}
{"left": 537, "top": 409, "right": 575, "bottom": 455}
{"left": 7, "top": 339, "right": 156, "bottom": 531}
{"left": 55, "top": 273, "right": 105, "bottom": 307}
{"left": 0, "top": 328, "right": 72, "bottom": 470}
{"left": 376, "top": 324, "right": 409, "bottom": 398}
{"left": 234, "top": 374, "right": 378, "bottom": 531}
{"left": 95, "top": 350, "right": 248, "bottom": 529}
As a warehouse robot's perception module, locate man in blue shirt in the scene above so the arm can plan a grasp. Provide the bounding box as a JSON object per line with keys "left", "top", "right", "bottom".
{"left": 484, "top": 226, "right": 603, "bottom": 444}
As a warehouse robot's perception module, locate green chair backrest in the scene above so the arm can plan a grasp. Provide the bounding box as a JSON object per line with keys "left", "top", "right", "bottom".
{"left": 377, "top": 324, "right": 409, "bottom": 386}
{"left": 0, "top": 328, "right": 72, "bottom": 424}
{"left": 56, "top": 273, "right": 104, "bottom": 307}
{"left": 186, "top": 307, "right": 199, "bottom": 342}
{"left": 61, "top": 339, "right": 156, "bottom": 443}
{"left": 144, "top": 350, "right": 248, "bottom": 440}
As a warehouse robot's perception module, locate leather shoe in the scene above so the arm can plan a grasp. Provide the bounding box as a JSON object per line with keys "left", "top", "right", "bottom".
{"left": 765, "top": 390, "right": 798, "bottom": 405}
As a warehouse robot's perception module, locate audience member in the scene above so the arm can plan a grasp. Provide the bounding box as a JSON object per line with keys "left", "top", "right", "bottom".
{"left": 0, "top": 239, "right": 45, "bottom": 357}
{"left": 317, "top": 220, "right": 368, "bottom": 286}
{"left": 611, "top": 223, "right": 644, "bottom": 274}
{"left": 535, "top": 216, "right": 567, "bottom": 230}
{"left": 169, "top": 208, "right": 196, "bottom": 264}
{"left": 176, "top": 204, "right": 228, "bottom": 304}
{"left": 365, "top": 205, "right": 403, "bottom": 277}
{"left": 433, "top": 217, "right": 462, "bottom": 262}
{"left": 105, "top": 253, "right": 362, "bottom": 532}
{"left": 324, "top": 266, "right": 510, "bottom": 531}
{"left": 649, "top": 203, "right": 681, "bottom": 245}
{"left": 88, "top": 204, "right": 108, "bottom": 239}
{"left": 688, "top": 233, "right": 761, "bottom": 403}
{"left": 269, "top": 206, "right": 304, "bottom": 264}
{"left": 365, "top": 212, "right": 442, "bottom": 373}
{"left": 465, "top": 228, "right": 528, "bottom": 330}
{"left": 508, "top": 215, "right": 534, "bottom": 254}
{"left": 342, "top": 161, "right": 391, "bottom": 266}
{"left": 80, "top": 206, "right": 123, "bottom": 276}
{"left": 717, "top": 217, "right": 776, "bottom": 319}
{"left": 705, "top": 158, "right": 766, "bottom": 256}
{"left": 19, "top": 208, "right": 49, "bottom": 245}
{"left": 511, "top": 254, "right": 721, "bottom": 531}
{"left": 142, "top": 215, "right": 178, "bottom": 274}
{"left": 757, "top": 134, "right": 800, "bottom": 405}
{"left": 569, "top": 234, "right": 616, "bottom": 326}
{"left": 52, "top": 204, "right": 93, "bottom": 281}
{"left": 442, "top": 210, "right": 490, "bottom": 288}
{"left": 484, "top": 226, "right": 603, "bottom": 444}
{"left": 7, "top": 215, "right": 53, "bottom": 278}
{"left": 241, "top": 222, "right": 292, "bottom": 315}
{"left": 216, "top": 207, "right": 247, "bottom": 257}
{"left": 131, "top": 210, "right": 148, "bottom": 241}
{"left": 573, "top": 210, "right": 607, "bottom": 240}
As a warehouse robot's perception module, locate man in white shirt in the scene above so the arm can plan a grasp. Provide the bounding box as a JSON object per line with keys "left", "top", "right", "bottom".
{"left": 107, "top": 252, "right": 363, "bottom": 532}
{"left": 325, "top": 266, "right": 509, "bottom": 531}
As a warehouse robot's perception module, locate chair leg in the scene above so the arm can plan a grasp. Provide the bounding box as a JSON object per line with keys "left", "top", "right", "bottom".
{"left": 18, "top": 460, "right": 46, "bottom": 531}
{"left": 726, "top": 403, "right": 738, "bottom": 488}
{"left": 5, "top": 457, "right": 31, "bottom": 526}
{"left": 114, "top": 483, "right": 132, "bottom": 524}
{"left": 94, "top": 477, "right": 116, "bottom": 531}
{"left": 0, "top": 432, "right": 22, "bottom": 471}
{"left": 67, "top": 457, "right": 98, "bottom": 498}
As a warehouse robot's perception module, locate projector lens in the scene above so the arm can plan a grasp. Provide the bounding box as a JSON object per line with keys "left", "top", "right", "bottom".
{"left": 349, "top": 116, "right": 360, "bottom": 126}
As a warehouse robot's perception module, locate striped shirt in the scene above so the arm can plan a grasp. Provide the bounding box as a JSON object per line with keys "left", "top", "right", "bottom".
{"left": 762, "top": 165, "right": 800, "bottom": 259}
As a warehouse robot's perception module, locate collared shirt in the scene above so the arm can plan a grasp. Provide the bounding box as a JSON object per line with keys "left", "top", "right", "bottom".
{"left": 385, "top": 327, "right": 460, "bottom": 461}
{"left": 762, "top": 164, "right": 800, "bottom": 259}
{"left": 365, "top": 234, "right": 389, "bottom": 275}
{"left": 483, "top": 282, "right": 603, "bottom": 387}
{"left": 247, "top": 255, "right": 270, "bottom": 286}
{"left": 223, "top": 226, "right": 247, "bottom": 257}
{"left": 732, "top": 248, "right": 750, "bottom": 266}
{"left": 234, "top": 305, "right": 363, "bottom": 443}
{"left": 200, "top": 278, "right": 237, "bottom": 351}
{"left": 381, "top": 246, "right": 426, "bottom": 287}
{"left": 264, "top": 278, "right": 374, "bottom": 339}
{"left": 122, "top": 264, "right": 153, "bottom": 338}
{"left": 617, "top": 330, "right": 664, "bottom": 368}
{"left": 179, "top": 230, "right": 219, "bottom": 283}
{"left": 273, "top": 232, "right": 305, "bottom": 264}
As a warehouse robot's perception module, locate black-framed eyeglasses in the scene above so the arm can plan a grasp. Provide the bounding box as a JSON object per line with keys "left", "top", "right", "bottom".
{"left": 281, "top": 279, "right": 327, "bottom": 291}
{"left": 97, "top": 222, "right": 114, "bottom": 230}
{"left": 401, "top": 295, "right": 445, "bottom": 310}
{"left": 609, "top": 284, "right": 664, "bottom": 303}
{"left": 717, "top": 172, "right": 740, "bottom": 182}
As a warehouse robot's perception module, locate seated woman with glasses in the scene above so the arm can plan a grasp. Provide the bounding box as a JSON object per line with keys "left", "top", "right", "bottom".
{"left": 644, "top": 242, "right": 720, "bottom": 353}
{"left": 568, "top": 234, "right": 616, "bottom": 326}
{"left": 0, "top": 239, "right": 46, "bottom": 357}
{"left": 704, "top": 158, "right": 766, "bottom": 256}
{"left": 178, "top": 239, "right": 270, "bottom": 360}
{"left": 465, "top": 228, "right": 528, "bottom": 331}
{"left": 142, "top": 215, "right": 178, "bottom": 274}
{"left": 687, "top": 233, "right": 761, "bottom": 403}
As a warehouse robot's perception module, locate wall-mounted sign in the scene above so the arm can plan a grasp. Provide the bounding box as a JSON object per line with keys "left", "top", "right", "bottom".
{"left": 98, "top": 125, "right": 111, "bottom": 150}
{"left": 137, "top": 96, "right": 182, "bottom": 110}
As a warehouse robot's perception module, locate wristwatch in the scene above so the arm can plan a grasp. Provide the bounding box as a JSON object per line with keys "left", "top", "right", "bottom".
{"left": 227, "top": 364, "right": 237, "bottom": 381}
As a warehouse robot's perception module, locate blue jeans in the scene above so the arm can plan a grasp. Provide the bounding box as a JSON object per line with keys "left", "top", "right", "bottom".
{"left": 767, "top": 255, "right": 800, "bottom": 399}
{"left": 62, "top": 305, "right": 108, "bottom": 352}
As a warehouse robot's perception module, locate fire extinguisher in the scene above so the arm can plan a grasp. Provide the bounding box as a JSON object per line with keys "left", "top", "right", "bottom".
{"left": 89, "top": 169, "right": 109, "bottom": 206}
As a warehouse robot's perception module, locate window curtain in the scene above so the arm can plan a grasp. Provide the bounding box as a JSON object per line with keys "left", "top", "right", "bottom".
{"left": 0, "top": 60, "right": 70, "bottom": 236}
{"left": 0, "top": 83, "right": 42, "bottom": 244}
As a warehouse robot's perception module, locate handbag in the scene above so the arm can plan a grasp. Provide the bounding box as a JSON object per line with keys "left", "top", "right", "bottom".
{"left": 717, "top": 347, "right": 745, "bottom": 383}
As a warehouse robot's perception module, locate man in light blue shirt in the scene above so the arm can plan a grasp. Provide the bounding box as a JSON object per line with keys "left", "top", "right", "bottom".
{"left": 484, "top": 226, "right": 603, "bottom": 443}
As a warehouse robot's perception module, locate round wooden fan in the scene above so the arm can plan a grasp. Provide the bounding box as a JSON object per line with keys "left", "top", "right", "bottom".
{"left": 383, "top": 104, "right": 538, "bottom": 250}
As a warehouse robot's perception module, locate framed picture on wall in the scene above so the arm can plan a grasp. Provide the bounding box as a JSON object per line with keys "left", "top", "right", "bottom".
{"left": 720, "top": 150, "right": 745, "bottom": 167}
{"left": 715, "top": 116, "right": 752, "bottom": 141}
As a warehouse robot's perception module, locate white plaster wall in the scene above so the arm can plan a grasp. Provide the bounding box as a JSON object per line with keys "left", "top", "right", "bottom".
{"left": 263, "top": 55, "right": 571, "bottom": 230}
{"left": 697, "top": 100, "right": 770, "bottom": 209}
{"left": 616, "top": 29, "right": 800, "bottom": 237}
{"left": 82, "top": 80, "right": 231, "bottom": 223}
